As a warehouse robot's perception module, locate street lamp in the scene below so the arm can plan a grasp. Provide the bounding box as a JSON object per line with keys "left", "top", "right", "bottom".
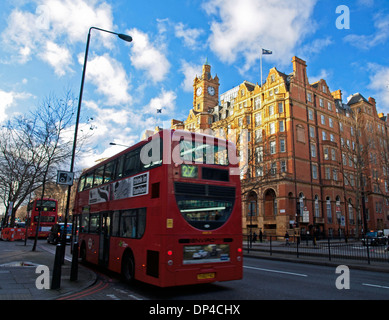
{"left": 51, "top": 26, "right": 132, "bottom": 290}
{"left": 109, "top": 142, "right": 130, "bottom": 148}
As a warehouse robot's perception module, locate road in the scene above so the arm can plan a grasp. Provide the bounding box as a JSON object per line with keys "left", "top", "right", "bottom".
{"left": 39, "top": 241, "right": 389, "bottom": 301}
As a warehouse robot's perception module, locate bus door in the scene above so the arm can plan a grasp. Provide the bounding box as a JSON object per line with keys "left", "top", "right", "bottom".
{"left": 99, "top": 212, "right": 111, "bottom": 267}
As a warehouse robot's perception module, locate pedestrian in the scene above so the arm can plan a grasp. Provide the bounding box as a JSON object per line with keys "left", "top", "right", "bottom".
{"left": 259, "top": 229, "right": 263, "bottom": 243}
{"left": 285, "top": 231, "right": 290, "bottom": 246}
{"left": 253, "top": 232, "right": 257, "bottom": 243}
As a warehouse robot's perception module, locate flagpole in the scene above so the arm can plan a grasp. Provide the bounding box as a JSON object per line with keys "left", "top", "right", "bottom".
{"left": 260, "top": 49, "right": 263, "bottom": 87}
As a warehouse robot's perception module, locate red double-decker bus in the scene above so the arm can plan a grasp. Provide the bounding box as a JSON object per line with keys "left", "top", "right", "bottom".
{"left": 27, "top": 198, "right": 58, "bottom": 238}
{"left": 73, "top": 129, "right": 242, "bottom": 287}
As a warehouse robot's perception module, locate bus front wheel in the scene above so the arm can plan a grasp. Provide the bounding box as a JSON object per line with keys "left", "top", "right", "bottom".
{"left": 122, "top": 250, "right": 135, "bottom": 284}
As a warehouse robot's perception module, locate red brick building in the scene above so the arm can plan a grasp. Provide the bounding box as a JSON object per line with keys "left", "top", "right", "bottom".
{"left": 172, "top": 57, "right": 389, "bottom": 238}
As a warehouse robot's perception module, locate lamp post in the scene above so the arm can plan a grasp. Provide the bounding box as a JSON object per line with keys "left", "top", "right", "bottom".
{"left": 51, "top": 27, "right": 132, "bottom": 289}
{"left": 109, "top": 142, "right": 130, "bottom": 148}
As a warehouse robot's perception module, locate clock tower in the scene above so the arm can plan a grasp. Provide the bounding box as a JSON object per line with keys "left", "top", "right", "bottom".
{"left": 193, "top": 60, "right": 219, "bottom": 113}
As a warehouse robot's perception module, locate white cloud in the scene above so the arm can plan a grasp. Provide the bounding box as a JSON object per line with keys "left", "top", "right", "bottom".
{"left": 174, "top": 22, "right": 204, "bottom": 49}
{"left": 83, "top": 53, "right": 132, "bottom": 106}
{"left": 299, "top": 37, "right": 333, "bottom": 59}
{"left": 344, "top": 13, "right": 389, "bottom": 50}
{"left": 0, "top": 90, "right": 15, "bottom": 123}
{"left": 180, "top": 60, "right": 203, "bottom": 92}
{"left": 143, "top": 89, "right": 177, "bottom": 115}
{"left": 0, "top": 90, "right": 33, "bottom": 123}
{"left": 202, "top": 0, "right": 318, "bottom": 71}
{"left": 309, "top": 69, "right": 332, "bottom": 84}
{"left": 367, "top": 63, "right": 389, "bottom": 111}
{"left": 128, "top": 28, "right": 170, "bottom": 83}
{"left": 2, "top": 0, "right": 114, "bottom": 73}
{"left": 39, "top": 41, "right": 73, "bottom": 76}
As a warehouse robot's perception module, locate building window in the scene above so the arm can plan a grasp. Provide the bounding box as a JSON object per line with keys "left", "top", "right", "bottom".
{"left": 310, "top": 126, "right": 315, "bottom": 138}
{"left": 312, "top": 164, "right": 318, "bottom": 179}
{"left": 307, "top": 92, "right": 313, "bottom": 102}
{"left": 281, "top": 160, "right": 287, "bottom": 173}
{"left": 321, "top": 115, "right": 325, "bottom": 125}
{"left": 270, "top": 141, "right": 276, "bottom": 154}
{"left": 279, "top": 121, "right": 285, "bottom": 132}
{"left": 255, "top": 129, "right": 262, "bottom": 143}
{"left": 255, "top": 113, "right": 262, "bottom": 126}
{"left": 278, "top": 102, "right": 283, "bottom": 113}
{"left": 314, "top": 195, "right": 320, "bottom": 217}
{"left": 254, "top": 97, "right": 261, "bottom": 110}
{"left": 326, "top": 197, "right": 332, "bottom": 223}
{"left": 269, "top": 104, "right": 275, "bottom": 116}
{"left": 270, "top": 122, "right": 276, "bottom": 135}
{"left": 308, "top": 109, "right": 314, "bottom": 120}
{"left": 325, "top": 167, "right": 331, "bottom": 180}
{"left": 311, "top": 144, "right": 317, "bottom": 158}
{"left": 280, "top": 138, "right": 286, "bottom": 152}
{"left": 324, "top": 147, "right": 329, "bottom": 160}
{"left": 329, "top": 118, "right": 334, "bottom": 128}
{"left": 271, "top": 162, "right": 277, "bottom": 175}
{"left": 348, "top": 202, "right": 354, "bottom": 225}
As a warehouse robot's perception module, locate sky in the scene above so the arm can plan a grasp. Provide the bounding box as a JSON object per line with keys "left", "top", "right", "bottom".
{"left": 0, "top": 0, "right": 389, "bottom": 172}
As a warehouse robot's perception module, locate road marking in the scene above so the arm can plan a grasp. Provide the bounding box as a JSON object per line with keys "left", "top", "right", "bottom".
{"left": 244, "top": 265, "right": 308, "bottom": 277}
{"left": 362, "top": 283, "right": 389, "bottom": 290}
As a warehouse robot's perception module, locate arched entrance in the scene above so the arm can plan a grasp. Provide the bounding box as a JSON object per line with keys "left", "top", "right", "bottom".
{"left": 264, "top": 189, "right": 277, "bottom": 217}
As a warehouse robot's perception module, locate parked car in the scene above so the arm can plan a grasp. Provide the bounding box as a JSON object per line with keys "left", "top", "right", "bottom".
{"left": 361, "top": 230, "right": 387, "bottom": 246}
{"left": 47, "top": 223, "right": 72, "bottom": 244}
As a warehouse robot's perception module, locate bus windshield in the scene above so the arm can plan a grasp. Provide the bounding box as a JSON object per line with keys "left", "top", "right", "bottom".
{"left": 35, "top": 200, "right": 57, "bottom": 211}
{"left": 176, "top": 196, "right": 234, "bottom": 230}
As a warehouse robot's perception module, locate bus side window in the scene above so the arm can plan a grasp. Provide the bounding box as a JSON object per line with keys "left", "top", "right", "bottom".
{"left": 94, "top": 166, "right": 104, "bottom": 187}
{"left": 123, "top": 151, "right": 140, "bottom": 177}
{"left": 104, "top": 161, "right": 115, "bottom": 184}
{"left": 81, "top": 214, "right": 89, "bottom": 233}
{"left": 89, "top": 214, "right": 100, "bottom": 234}
{"left": 78, "top": 175, "right": 86, "bottom": 192}
{"left": 112, "top": 211, "right": 120, "bottom": 236}
{"left": 115, "top": 156, "right": 124, "bottom": 179}
{"left": 85, "top": 172, "right": 94, "bottom": 190}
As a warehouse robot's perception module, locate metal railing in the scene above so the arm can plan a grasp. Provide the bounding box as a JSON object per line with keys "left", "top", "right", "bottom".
{"left": 245, "top": 235, "right": 389, "bottom": 265}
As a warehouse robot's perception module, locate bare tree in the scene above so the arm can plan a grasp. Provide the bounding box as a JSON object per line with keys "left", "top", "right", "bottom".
{"left": 0, "top": 91, "right": 77, "bottom": 235}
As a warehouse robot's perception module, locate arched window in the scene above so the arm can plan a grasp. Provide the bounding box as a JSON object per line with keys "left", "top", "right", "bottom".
{"left": 326, "top": 196, "right": 332, "bottom": 223}
{"left": 299, "top": 192, "right": 305, "bottom": 215}
{"left": 314, "top": 195, "right": 320, "bottom": 217}
{"left": 247, "top": 192, "right": 258, "bottom": 217}
{"left": 348, "top": 199, "right": 354, "bottom": 225}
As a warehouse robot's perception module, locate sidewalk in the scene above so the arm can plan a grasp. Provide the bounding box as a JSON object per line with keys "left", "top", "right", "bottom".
{"left": 244, "top": 240, "right": 389, "bottom": 273}
{"left": 0, "top": 239, "right": 96, "bottom": 300}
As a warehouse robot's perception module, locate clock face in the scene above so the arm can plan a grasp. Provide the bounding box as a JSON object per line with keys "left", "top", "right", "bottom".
{"left": 196, "top": 87, "right": 202, "bottom": 96}
{"left": 207, "top": 86, "right": 215, "bottom": 96}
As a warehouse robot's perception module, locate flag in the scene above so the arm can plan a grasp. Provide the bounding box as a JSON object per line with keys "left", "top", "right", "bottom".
{"left": 262, "top": 49, "right": 272, "bottom": 55}
{"left": 157, "top": 109, "right": 162, "bottom": 113}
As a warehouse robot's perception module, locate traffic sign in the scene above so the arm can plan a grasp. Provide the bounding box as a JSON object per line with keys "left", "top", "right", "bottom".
{"left": 57, "top": 171, "right": 74, "bottom": 186}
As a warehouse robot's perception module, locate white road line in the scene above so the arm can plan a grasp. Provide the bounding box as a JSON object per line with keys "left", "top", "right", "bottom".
{"left": 362, "top": 283, "right": 389, "bottom": 290}
{"left": 244, "top": 265, "right": 308, "bottom": 277}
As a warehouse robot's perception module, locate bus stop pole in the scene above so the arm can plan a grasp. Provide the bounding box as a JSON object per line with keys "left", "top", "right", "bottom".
{"left": 70, "top": 242, "right": 78, "bottom": 281}
{"left": 51, "top": 244, "right": 62, "bottom": 289}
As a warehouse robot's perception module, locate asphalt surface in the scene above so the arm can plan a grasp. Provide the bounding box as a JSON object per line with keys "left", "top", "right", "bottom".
{"left": 0, "top": 239, "right": 96, "bottom": 300}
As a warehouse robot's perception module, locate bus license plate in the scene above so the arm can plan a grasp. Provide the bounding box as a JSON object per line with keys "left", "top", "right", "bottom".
{"left": 197, "top": 272, "right": 215, "bottom": 280}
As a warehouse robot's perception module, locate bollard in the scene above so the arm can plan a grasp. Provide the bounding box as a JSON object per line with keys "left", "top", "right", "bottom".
{"left": 70, "top": 242, "right": 79, "bottom": 281}
{"left": 51, "top": 244, "right": 62, "bottom": 290}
